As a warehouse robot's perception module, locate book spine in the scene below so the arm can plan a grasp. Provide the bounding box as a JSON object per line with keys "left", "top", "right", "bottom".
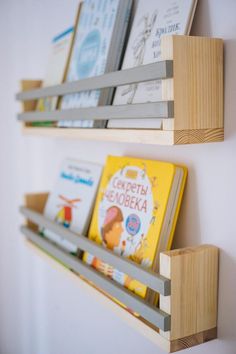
{"left": 95, "top": 0, "right": 133, "bottom": 128}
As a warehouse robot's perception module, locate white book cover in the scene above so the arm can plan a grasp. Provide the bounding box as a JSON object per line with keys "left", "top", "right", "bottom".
{"left": 59, "top": 0, "right": 132, "bottom": 128}
{"left": 37, "top": 27, "right": 74, "bottom": 112}
{"left": 109, "top": 0, "right": 198, "bottom": 128}
{"left": 42, "top": 159, "right": 102, "bottom": 253}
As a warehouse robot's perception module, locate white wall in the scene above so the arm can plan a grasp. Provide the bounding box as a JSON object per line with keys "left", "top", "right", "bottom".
{"left": 0, "top": 0, "right": 235, "bottom": 353}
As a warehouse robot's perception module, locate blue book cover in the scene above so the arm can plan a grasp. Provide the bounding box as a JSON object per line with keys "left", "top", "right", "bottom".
{"left": 60, "top": 0, "right": 132, "bottom": 128}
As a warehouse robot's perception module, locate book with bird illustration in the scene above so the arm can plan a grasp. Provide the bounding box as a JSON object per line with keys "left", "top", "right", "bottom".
{"left": 41, "top": 159, "right": 102, "bottom": 253}
{"left": 83, "top": 155, "right": 187, "bottom": 304}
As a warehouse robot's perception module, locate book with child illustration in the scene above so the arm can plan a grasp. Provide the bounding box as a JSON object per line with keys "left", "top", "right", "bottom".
{"left": 41, "top": 158, "right": 102, "bottom": 253}
{"left": 83, "top": 155, "right": 187, "bottom": 304}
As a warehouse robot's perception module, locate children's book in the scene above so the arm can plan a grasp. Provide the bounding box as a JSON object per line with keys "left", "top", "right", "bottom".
{"left": 108, "top": 0, "right": 198, "bottom": 129}
{"left": 83, "top": 155, "right": 187, "bottom": 304}
{"left": 41, "top": 159, "right": 102, "bottom": 253}
{"left": 59, "top": 0, "right": 133, "bottom": 128}
{"left": 34, "top": 26, "right": 75, "bottom": 126}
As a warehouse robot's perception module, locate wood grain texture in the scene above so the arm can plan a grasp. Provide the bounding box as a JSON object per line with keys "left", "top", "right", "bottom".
{"left": 174, "top": 128, "right": 224, "bottom": 144}
{"left": 20, "top": 80, "right": 42, "bottom": 112}
{"left": 20, "top": 80, "right": 42, "bottom": 127}
{"left": 161, "top": 35, "right": 223, "bottom": 130}
{"left": 159, "top": 245, "right": 219, "bottom": 341}
{"left": 170, "top": 327, "right": 217, "bottom": 353}
{"left": 24, "top": 192, "right": 48, "bottom": 230}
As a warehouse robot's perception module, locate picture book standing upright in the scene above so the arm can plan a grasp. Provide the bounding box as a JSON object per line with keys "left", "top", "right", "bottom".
{"left": 60, "top": 0, "right": 133, "bottom": 128}
{"left": 109, "top": 0, "right": 198, "bottom": 129}
{"left": 83, "top": 155, "right": 187, "bottom": 305}
{"left": 36, "top": 27, "right": 75, "bottom": 116}
{"left": 41, "top": 159, "right": 102, "bottom": 253}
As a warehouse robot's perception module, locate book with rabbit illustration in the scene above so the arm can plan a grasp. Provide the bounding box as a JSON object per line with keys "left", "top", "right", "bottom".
{"left": 109, "top": 0, "right": 198, "bottom": 129}
{"left": 83, "top": 155, "right": 187, "bottom": 304}
{"left": 41, "top": 159, "right": 102, "bottom": 253}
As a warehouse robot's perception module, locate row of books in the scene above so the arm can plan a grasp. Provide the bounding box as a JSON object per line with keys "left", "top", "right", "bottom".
{"left": 35, "top": 0, "right": 198, "bottom": 129}
{"left": 41, "top": 155, "right": 187, "bottom": 305}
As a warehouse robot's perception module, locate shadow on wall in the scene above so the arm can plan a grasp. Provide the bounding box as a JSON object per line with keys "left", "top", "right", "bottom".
{"left": 217, "top": 249, "right": 236, "bottom": 344}
{"left": 191, "top": 0, "right": 236, "bottom": 142}
{"left": 172, "top": 164, "right": 201, "bottom": 249}
{"left": 190, "top": 0, "right": 212, "bottom": 36}
{"left": 223, "top": 38, "right": 236, "bottom": 142}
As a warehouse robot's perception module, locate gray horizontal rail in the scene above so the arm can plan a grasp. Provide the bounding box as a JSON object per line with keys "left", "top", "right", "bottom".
{"left": 20, "top": 206, "right": 170, "bottom": 296}
{"left": 16, "top": 61, "right": 173, "bottom": 101}
{"left": 17, "top": 102, "right": 174, "bottom": 122}
{"left": 21, "top": 226, "right": 171, "bottom": 331}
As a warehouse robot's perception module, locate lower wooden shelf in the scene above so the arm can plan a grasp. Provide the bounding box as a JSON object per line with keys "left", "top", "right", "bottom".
{"left": 24, "top": 237, "right": 217, "bottom": 353}
{"left": 20, "top": 192, "right": 219, "bottom": 352}
{"left": 21, "top": 126, "right": 224, "bottom": 146}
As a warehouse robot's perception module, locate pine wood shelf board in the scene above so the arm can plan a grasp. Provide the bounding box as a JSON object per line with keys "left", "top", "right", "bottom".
{"left": 16, "top": 61, "right": 173, "bottom": 101}
{"left": 161, "top": 35, "right": 224, "bottom": 130}
{"left": 20, "top": 205, "right": 170, "bottom": 295}
{"left": 21, "top": 126, "right": 224, "bottom": 145}
{"left": 21, "top": 225, "right": 170, "bottom": 331}
{"left": 160, "top": 245, "right": 219, "bottom": 341}
{"left": 22, "top": 231, "right": 218, "bottom": 353}
{"left": 21, "top": 126, "right": 175, "bottom": 145}
{"left": 173, "top": 128, "right": 224, "bottom": 144}
{"left": 18, "top": 101, "right": 174, "bottom": 122}
{"left": 169, "top": 327, "right": 217, "bottom": 353}
{"left": 24, "top": 238, "right": 172, "bottom": 352}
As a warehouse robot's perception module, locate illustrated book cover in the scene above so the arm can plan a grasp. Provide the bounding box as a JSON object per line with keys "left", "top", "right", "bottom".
{"left": 35, "top": 26, "right": 75, "bottom": 126}
{"left": 41, "top": 159, "right": 102, "bottom": 253}
{"left": 59, "top": 0, "right": 133, "bottom": 128}
{"left": 83, "top": 155, "right": 187, "bottom": 304}
{"left": 108, "top": 0, "right": 198, "bottom": 129}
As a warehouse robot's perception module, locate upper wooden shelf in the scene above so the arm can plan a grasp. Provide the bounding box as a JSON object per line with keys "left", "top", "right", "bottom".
{"left": 17, "top": 35, "right": 224, "bottom": 145}
{"left": 21, "top": 125, "right": 223, "bottom": 145}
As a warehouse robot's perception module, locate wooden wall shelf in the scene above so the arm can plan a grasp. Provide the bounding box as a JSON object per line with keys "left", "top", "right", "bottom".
{"left": 21, "top": 192, "right": 219, "bottom": 353}
{"left": 16, "top": 35, "right": 224, "bottom": 146}
{"left": 21, "top": 126, "right": 224, "bottom": 146}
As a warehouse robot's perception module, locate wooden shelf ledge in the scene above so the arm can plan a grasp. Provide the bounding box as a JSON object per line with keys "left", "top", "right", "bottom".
{"left": 21, "top": 126, "right": 224, "bottom": 145}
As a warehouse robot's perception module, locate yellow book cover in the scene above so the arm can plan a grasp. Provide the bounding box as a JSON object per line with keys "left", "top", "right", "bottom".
{"left": 83, "top": 155, "right": 187, "bottom": 303}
